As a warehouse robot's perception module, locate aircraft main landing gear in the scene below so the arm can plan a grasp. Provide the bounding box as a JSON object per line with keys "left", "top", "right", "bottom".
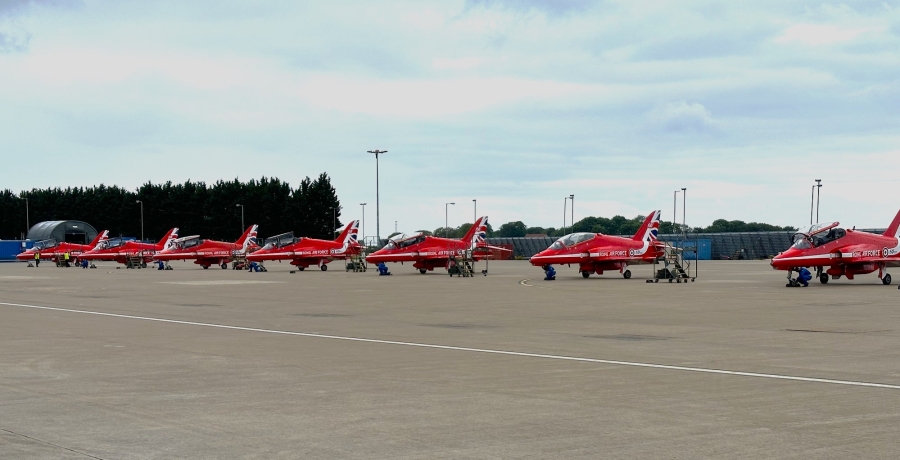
{"left": 581, "top": 271, "right": 590, "bottom": 278}
{"left": 819, "top": 273, "right": 829, "bottom": 284}
{"left": 419, "top": 268, "right": 427, "bottom": 274}
{"left": 320, "top": 264, "right": 328, "bottom": 271}
{"left": 883, "top": 273, "right": 892, "bottom": 285}
{"left": 221, "top": 263, "right": 228, "bottom": 269}
{"left": 623, "top": 270, "right": 632, "bottom": 279}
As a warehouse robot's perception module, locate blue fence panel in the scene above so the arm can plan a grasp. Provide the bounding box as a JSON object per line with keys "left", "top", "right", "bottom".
{"left": 0, "top": 240, "right": 28, "bottom": 261}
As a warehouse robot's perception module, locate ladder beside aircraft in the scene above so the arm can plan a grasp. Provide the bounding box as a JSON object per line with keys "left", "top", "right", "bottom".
{"left": 649, "top": 243, "right": 696, "bottom": 283}
{"left": 345, "top": 252, "right": 367, "bottom": 272}
{"left": 125, "top": 252, "right": 145, "bottom": 269}
{"left": 448, "top": 250, "right": 475, "bottom": 277}
{"left": 231, "top": 251, "right": 249, "bottom": 270}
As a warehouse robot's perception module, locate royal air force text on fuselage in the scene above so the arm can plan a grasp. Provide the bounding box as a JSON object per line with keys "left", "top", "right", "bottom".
{"left": 854, "top": 248, "right": 898, "bottom": 258}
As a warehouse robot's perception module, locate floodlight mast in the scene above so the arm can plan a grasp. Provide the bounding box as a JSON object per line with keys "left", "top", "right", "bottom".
{"left": 136, "top": 200, "right": 144, "bottom": 242}
{"left": 445, "top": 202, "right": 455, "bottom": 237}
{"left": 815, "top": 179, "right": 822, "bottom": 223}
{"left": 367, "top": 150, "right": 387, "bottom": 246}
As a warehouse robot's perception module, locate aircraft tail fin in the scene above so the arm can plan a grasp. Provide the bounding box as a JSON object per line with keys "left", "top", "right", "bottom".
{"left": 335, "top": 220, "right": 360, "bottom": 246}
{"left": 463, "top": 216, "right": 489, "bottom": 248}
{"left": 884, "top": 209, "right": 900, "bottom": 239}
{"left": 236, "top": 225, "right": 259, "bottom": 251}
{"left": 88, "top": 230, "right": 109, "bottom": 248}
{"left": 157, "top": 228, "right": 179, "bottom": 250}
{"left": 632, "top": 210, "right": 661, "bottom": 242}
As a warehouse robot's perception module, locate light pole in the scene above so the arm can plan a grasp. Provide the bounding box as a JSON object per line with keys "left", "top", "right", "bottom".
{"left": 570, "top": 194, "right": 574, "bottom": 232}
{"left": 367, "top": 149, "right": 387, "bottom": 245}
{"left": 472, "top": 199, "right": 477, "bottom": 223}
{"left": 135, "top": 200, "right": 144, "bottom": 242}
{"left": 236, "top": 204, "right": 244, "bottom": 231}
{"left": 15, "top": 195, "right": 29, "bottom": 237}
{"left": 673, "top": 190, "right": 680, "bottom": 235}
{"left": 563, "top": 197, "right": 568, "bottom": 234}
{"left": 681, "top": 187, "right": 687, "bottom": 241}
{"left": 815, "top": 179, "right": 822, "bottom": 223}
{"left": 445, "top": 202, "right": 455, "bottom": 237}
{"left": 360, "top": 203, "right": 367, "bottom": 246}
{"left": 810, "top": 184, "right": 816, "bottom": 225}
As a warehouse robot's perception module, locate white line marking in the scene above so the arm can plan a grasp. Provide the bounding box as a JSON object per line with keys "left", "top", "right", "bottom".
{"left": 2, "top": 301, "right": 899, "bottom": 390}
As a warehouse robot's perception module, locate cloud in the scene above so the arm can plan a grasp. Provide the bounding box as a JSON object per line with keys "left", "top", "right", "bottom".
{"left": 0, "top": 29, "right": 28, "bottom": 52}
{"left": 464, "top": 0, "right": 600, "bottom": 16}
{"left": 775, "top": 24, "right": 872, "bottom": 45}
{"left": 647, "top": 102, "right": 717, "bottom": 133}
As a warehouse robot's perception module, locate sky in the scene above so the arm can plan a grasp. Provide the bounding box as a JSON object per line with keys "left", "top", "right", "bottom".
{"left": 1, "top": 0, "right": 899, "bottom": 237}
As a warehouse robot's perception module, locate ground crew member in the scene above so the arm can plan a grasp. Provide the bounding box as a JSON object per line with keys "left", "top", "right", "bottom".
{"left": 34, "top": 251, "right": 40, "bottom": 267}
{"left": 63, "top": 252, "right": 70, "bottom": 267}
{"left": 797, "top": 267, "right": 812, "bottom": 287}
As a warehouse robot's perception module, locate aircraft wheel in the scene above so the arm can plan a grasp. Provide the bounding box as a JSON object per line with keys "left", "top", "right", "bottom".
{"left": 320, "top": 264, "right": 328, "bottom": 271}
{"left": 297, "top": 267, "right": 305, "bottom": 271}
{"left": 581, "top": 271, "right": 590, "bottom": 278}
{"left": 221, "top": 263, "right": 228, "bottom": 269}
{"left": 202, "top": 265, "right": 209, "bottom": 269}
{"left": 623, "top": 270, "right": 632, "bottom": 279}
{"left": 819, "top": 273, "right": 829, "bottom": 284}
{"left": 883, "top": 273, "right": 892, "bottom": 285}
{"left": 419, "top": 268, "right": 427, "bottom": 274}
{"left": 140, "top": 262, "right": 147, "bottom": 269}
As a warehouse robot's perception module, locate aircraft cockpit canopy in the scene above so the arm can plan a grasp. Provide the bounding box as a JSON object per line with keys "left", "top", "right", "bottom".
{"left": 32, "top": 239, "right": 58, "bottom": 250}
{"left": 97, "top": 238, "right": 126, "bottom": 250}
{"left": 263, "top": 232, "right": 297, "bottom": 249}
{"left": 549, "top": 232, "right": 595, "bottom": 250}
{"left": 383, "top": 232, "right": 427, "bottom": 250}
{"left": 791, "top": 222, "right": 845, "bottom": 249}
{"left": 173, "top": 236, "right": 203, "bottom": 250}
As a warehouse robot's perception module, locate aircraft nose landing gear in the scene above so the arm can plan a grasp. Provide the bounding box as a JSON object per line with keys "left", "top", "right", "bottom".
{"left": 882, "top": 273, "right": 892, "bottom": 285}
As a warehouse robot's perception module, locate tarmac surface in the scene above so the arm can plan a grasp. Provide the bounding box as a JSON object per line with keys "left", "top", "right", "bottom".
{"left": 1, "top": 259, "right": 900, "bottom": 459}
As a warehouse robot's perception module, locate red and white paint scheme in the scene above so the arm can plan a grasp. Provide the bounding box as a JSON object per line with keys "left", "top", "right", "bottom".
{"left": 246, "top": 220, "right": 360, "bottom": 271}
{"left": 153, "top": 225, "right": 259, "bottom": 269}
{"left": 365, "top": 216, "right": 508, "bottom": 274}
{"left": 78, "top": 228, "right": 179, "bottom": 267}
{"left": 16, "top": 230, "right": 110, "bottom": 263}
{"left": 529, "top": 210, "right": 663, "bottom": 279}
{"left": 770, "top": 210, "right": 900, "bottom": 285}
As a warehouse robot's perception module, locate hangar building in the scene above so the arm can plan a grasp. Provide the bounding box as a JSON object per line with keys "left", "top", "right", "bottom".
{"left": 26, "top": 221, "right": 99, "bottom": 245}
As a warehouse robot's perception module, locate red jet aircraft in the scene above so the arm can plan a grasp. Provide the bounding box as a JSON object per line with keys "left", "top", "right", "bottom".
{"left": 365, "top": 216, "right": 506, "bottom": 274}
{"left": 246, "top": 220, "right": 360, "bottom": 271}
{"left": 16, "top": 230, "right": 110, "bottom": 264}
{"left": 153, "top": 225, "right": 259, "bottom": 269}
{"left": 770, "top": 210, "right": 900, "bottom": 286}
{"left": 529, "top": 210, "right": 663, "bottom": 279}
{"left": 78, "top": 228, "right": 179, "bottom": 268}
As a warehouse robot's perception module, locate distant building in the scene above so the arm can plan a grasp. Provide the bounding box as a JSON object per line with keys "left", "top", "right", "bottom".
{"left": 524, "top": 233, "right": 548, "bottom": 238}
{"left": 26, "top": 221, "right": 98, "bottom": 245}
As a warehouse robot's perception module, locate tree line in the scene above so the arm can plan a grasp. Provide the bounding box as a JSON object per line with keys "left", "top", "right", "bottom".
{"left": 381, "top": 215, "right": 796, "bottom": 241}
{"left": 494, "top": 216, "right": 797, "bottom": 238}
{"left": 0, "top": 175, "right": 341, "bottom": 242}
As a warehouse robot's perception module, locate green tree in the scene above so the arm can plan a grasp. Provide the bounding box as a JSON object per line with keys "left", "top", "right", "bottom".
{"left": 498, "top": 221, "right": 527, "bottom": 237}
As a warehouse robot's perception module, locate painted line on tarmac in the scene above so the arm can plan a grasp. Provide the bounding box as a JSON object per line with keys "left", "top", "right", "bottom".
{"left": 3, "top": 300, "right": 900, "bottom": 391}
